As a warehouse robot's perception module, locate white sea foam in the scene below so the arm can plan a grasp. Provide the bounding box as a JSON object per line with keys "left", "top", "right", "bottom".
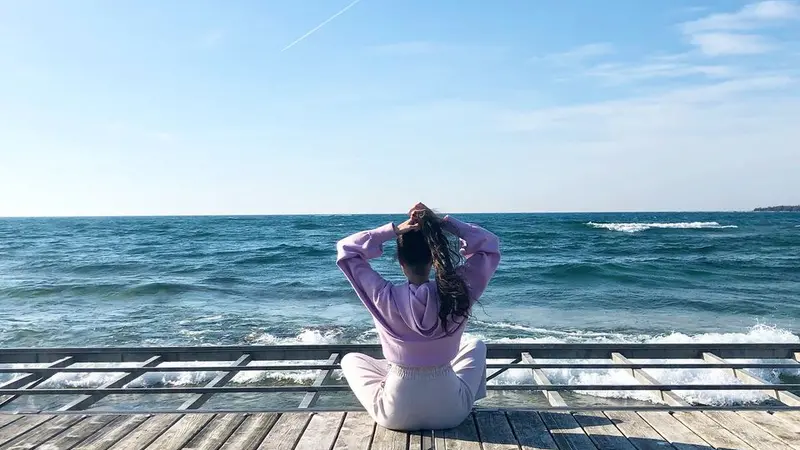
{"left": 482, "top": 324, "right": 799, "bottom": 405}
{"left": 587, "top": 221, "right": 738, "bottom": 233}
{"left": 3, "top": 325, "right": 796, "bottom": 406}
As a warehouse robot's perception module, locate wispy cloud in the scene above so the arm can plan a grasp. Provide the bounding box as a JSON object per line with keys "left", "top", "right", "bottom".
{"left": 585, "top": 59, "right": 736, "bottom": 84}
{"left": 536, "top": 42, "right": 615, "bottom": 65}
{"left": 689, "top": 32, "right": 774, "bottom": 55}
{"left": 281, "top": 0, "right": 363, "bottom": 52}
{"left": 681, "top": 0, "right": 800, "bottom": 55}
{"left": 203, "top": 29, "right": 225, "bottom": 47}
{"left": 682, "top": 0, "right": 800, "bottom": 33}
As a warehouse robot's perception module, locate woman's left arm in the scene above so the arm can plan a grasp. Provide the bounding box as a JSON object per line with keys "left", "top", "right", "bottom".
{"left": 336, "top": 223, "right": 397, "bottom": 310}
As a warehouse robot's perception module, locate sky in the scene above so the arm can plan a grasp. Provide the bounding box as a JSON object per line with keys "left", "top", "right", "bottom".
{"left": 1, "top": 0, "right": 799, "bottom": 216}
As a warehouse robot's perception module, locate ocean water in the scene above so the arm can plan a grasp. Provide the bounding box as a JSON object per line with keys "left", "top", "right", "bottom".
{"left": 1, "top": 212, "right": 798, "bottom": 408}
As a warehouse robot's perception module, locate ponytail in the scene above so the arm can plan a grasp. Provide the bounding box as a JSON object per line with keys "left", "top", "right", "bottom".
{"left": 418, "top": 214, "right": 471, "bottom": 334}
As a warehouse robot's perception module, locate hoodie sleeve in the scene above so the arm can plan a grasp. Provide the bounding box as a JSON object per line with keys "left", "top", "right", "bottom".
{"left": 442, "top": 215, "right": 501, "bottom": 303}
{"left": 336, "top": 223, "right": 397, "bottom": 319}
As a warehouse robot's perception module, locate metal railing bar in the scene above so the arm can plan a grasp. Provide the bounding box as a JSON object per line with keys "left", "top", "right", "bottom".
{"left": 59, "top": 355, "right": 163, "bottom": 411}
{"left": 1, "top": 343, "right": 797, "bottom": 363}
{"left": 702, "top": 352, "right": 800, "bottom": 407}
{"left": 612, "top": 352, "right": 690, "bottom": 407}
{"left": 4, "top": 383, "right": 800, "bottom": 396}
{"left": 7, "top": 404, "right": 800, "bottom": 415}
{"left": 522, "top": 352, "right": 567, "bottom": 407}
{"left": 486, "top": 357, "right": 521, "bottom": 382}
{"left": 299, "top": 353, "right": 339, "bottom": 409}
{"left": 1, "top": 362, "right": 798, "bottom": 374}
{"left": 178, "top": 353, "right": 253, "bottom": 410}
{"left": 0, "top": 357, "right": 75, "bottom": 390}
{"left": 0, "top": 356, "right": 75, "bottom": 409}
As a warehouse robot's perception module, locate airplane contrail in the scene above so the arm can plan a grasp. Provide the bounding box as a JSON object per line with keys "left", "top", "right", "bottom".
{"left": 281, "top": 0, "right": 363, "bottom": 52}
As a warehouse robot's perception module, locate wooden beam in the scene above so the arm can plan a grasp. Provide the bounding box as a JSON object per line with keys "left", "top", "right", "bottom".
{"left": 59, "top": 355, "right": 163, "bottom": 411}
{"left": 703, "top": 352, "right": 800, "bottom": 407}
{"left": 0, "top": 356, "right": 75, "bottom": 409}
{"left": 299, "top": 353, "right": 339, "bottom": 409}
{"left": 521, "top": 352, "right": 567, "bottom": 407}
{"left": 794, "top": 352, "right": 799, "bottom": 363}
{"left": 179, "top": 354, "right": 253, "bottom": 410}
{"left": 611, "top": 352, "right": 689, "bottom": 407}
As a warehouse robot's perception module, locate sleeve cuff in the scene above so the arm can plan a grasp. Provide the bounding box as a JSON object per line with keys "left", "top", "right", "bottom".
{"left": 371, "top": 222, "right": 398, "bottom": 243}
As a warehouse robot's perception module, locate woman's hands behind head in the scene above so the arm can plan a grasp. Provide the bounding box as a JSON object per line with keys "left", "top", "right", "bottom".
{"left": 408, "top": 202, "right": 440, "bottom": 224}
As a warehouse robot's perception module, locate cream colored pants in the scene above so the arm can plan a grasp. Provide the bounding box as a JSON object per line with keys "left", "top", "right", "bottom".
{"left": 341, "top": 339, "right": 487, "bottom": 431}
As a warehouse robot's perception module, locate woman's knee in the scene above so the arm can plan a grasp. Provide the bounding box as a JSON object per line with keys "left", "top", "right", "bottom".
{"left": 340, "top": 352, "right": 360, "bottom": 374}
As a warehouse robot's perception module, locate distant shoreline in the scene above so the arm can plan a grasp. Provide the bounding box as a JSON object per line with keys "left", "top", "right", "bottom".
{"left": 753, "top": 205, "right": 800, "bottom": 212}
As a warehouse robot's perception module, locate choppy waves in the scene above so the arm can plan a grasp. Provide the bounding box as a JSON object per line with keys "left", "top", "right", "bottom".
{"left": 587, "top": 221, "right": 739, "bottom": 233}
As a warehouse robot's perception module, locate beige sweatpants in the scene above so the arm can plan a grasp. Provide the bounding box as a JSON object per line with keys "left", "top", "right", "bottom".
{"left": 341, "top": 339, "right": 487, "bottom": 431}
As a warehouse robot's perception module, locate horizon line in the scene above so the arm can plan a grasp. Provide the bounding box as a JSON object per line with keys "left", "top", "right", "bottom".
{"left": 0, "top": 209, "right": 771, "bottom": 219}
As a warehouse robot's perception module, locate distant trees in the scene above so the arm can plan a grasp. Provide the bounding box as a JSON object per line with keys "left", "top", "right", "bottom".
{"left": 754, "top": 205, "right": 800, "bottom": 212}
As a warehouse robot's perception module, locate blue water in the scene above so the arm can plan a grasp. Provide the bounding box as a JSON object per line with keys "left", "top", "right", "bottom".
{"left": 1, "top": 212, "right": 798, "bottom": 348}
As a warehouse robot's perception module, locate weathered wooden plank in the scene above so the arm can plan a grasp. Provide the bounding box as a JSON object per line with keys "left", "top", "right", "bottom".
{"left": 0, "top": 415, "right": 54, "bottom": 447}
{"left": 773, "top": 411, "right": 800, "bottom": 432}
{"left": 603, "top": 411, "right": 676, "bottom": 450}
{"left": 145, "top": 414, "right": 215, "bottom": 450}
{"left": 703, "top": 352, "right": 800, "bottom": 407}
{"left": 299, "top": 353, "right": 339, "bottom": 409}
{"left": 180, "top": 354, "right": 253, "bottom": 410}
{"left": 0, "top": 415, "right": 22, "bottom": 430}
{"left": 671, "top": 411, "right": 756, "bottom": 450}
{"left": 295, "top": 412, "right": 345, "bottom": 450}
{"left": 409, "top": 431, "right": 420, "bottom": 450}
{"left": 522, "top": 352, "right": 567, "bottom": 407}
{"left": 703, "top": 410, "right": 795, "bottom": 450}
{"left": 539, "top": 412, "right": 597, "bottom": 450}
{"left": 107, "top": 414, "right": 182, "bottom": 450}
{"left": 505, "top": 411, "right": 558, "bottom": 450}
{"left": 473, "top": 410, "right": 519, "bottom": 450}
{"left": 35, "top": 414, "right": 120, "bottom": 450}
{"left": 61, "top": 355, "right": 164, "bottom": 411}
{"left": 736, "top": 411, "right": 800, "bottom": 449}
{"left": 77, "top": 415, "right": 151, "bottom": 450}
{"left": 218, "top": 413, "right": 278, "bottom": 450}
{"left": 442, "top": 415, "right": 482, "bottom": 450}
{"left": 370, "top": 425, "right": 409, "bottom": 450}
{"left": 0, "top": 414, "right": 84, "bottom": 449}
{"left": 637, "top": 412, "right": 711, "bottom": 450}
{"left": 182, "top": 413, "right": 248, "bottom": 450}
{"left": 257, "top": 413, "right": 311, "bottom": 450}
{"left": 611, "top": 353, "right": 689, "bottom": 407}
{"left": 408, "top": 430, "right": 433, "bottom": 450}
{"left": 333, "top": 412, "right": 375, "bottom": 450}
{"left": 573, "top": 411, "right": 636, "bottom": 450}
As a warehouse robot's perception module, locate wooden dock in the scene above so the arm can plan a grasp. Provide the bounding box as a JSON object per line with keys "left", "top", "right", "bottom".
{"left": 1, "top": 343, "right": 798, "bottom": 448}
{"left": 0, "top": 409, "right": 798, "bottom": 449}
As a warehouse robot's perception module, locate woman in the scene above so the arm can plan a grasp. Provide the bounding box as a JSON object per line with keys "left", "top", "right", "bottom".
{"left": 336, "top": 203, "right": 501, "bottom": 430}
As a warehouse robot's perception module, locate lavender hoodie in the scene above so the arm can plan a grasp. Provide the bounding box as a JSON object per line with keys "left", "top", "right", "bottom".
{"left": 336, "top": 216, "right": 501, "bottom": 367}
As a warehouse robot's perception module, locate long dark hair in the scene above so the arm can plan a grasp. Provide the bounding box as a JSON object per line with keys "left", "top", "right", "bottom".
{"left": 397, "top": 212, "right": 471, "bottom": 333}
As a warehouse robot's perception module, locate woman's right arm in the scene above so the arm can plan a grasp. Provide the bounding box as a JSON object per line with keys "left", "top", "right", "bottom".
{"left": 442, "top": 216, "right": 501, "bottom": 302}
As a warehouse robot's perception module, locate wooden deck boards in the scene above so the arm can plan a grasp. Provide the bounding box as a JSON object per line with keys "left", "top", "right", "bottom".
{"left": 0, "top": 410, "right": 796, "bottom": 450}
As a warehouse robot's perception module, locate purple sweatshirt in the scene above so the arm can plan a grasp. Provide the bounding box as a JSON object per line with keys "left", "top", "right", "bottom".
{"left": 336, "top": 216, "right": 501, "bottom": 367}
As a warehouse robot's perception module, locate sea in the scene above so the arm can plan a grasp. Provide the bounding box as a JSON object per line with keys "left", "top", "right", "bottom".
{"left": 1, "top": 212, "right": 798, "bottom": 410}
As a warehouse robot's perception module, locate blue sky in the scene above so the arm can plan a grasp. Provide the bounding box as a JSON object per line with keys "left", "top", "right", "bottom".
{"left": 1, "top": 0, "right": 799, "bottom": 215}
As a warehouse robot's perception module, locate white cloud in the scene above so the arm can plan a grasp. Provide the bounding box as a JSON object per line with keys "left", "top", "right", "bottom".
{"left": 681, "top": 1, "right": 799, "bottom": 55}
{"left": 690, "top": 32, "right": 774, "bottom": 55}
{"left": 682, "top": 0, "right": 800, "bottom": 33}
